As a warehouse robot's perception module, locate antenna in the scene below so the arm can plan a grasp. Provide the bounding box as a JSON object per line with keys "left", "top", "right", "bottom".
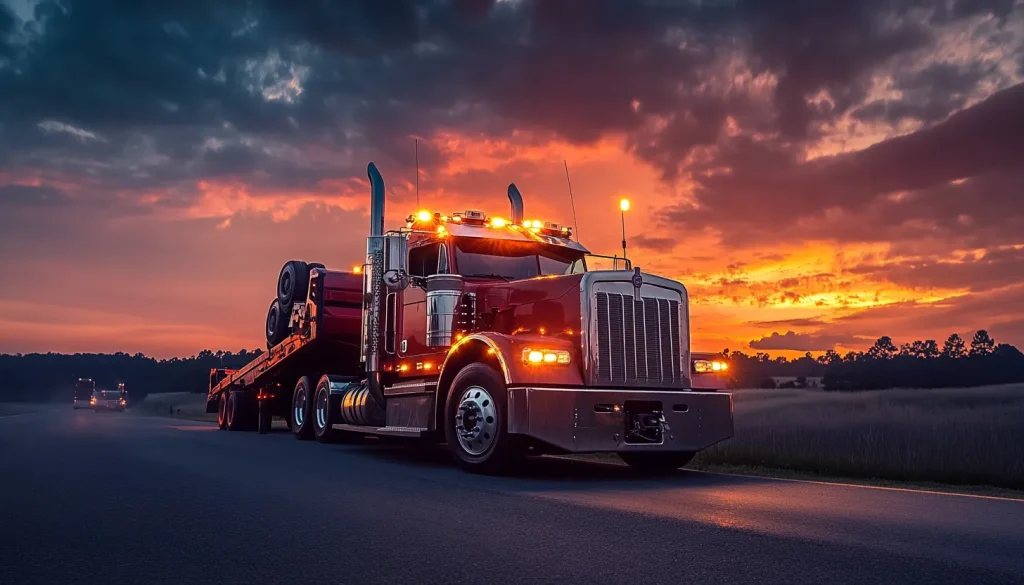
{"left": 563, "top": 160, "right": 580, "bottom": 242}
{"left": 415, "top": 138, "right": 420, "bottom": 208}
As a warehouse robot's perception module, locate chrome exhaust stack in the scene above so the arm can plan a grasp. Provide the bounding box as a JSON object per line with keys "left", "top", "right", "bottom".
{"left": 507, "top": 183, "right": 524, "bottom": 225}
{"left": 362, "top": 162, "right": 387, "bottom": 408}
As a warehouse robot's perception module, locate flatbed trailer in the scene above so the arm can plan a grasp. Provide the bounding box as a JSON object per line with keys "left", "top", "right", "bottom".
{"left": 206, "top": 268, "right": 364, "bottom": 432}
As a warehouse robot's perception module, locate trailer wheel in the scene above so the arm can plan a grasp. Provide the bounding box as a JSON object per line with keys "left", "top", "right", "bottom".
{"left": 257, "top": 398, "right": 273, "bottom": 434}
{"left": 225, "top": 391, "right": 238, "bottom": 430}
{"left": 444, "top": 363, "right": 521, "bottom": 474}
{"left": 226, "top": 391, "right": 244, "bottom": 431}
{"left": 313, "top": 376, "right": 342, "bottom": 443}
{"left": 617, "top": 451, "right": 695, "bottom": 475}
{"left": 277, "top": 260, "right": 309, "bottom": 308}
{"left": 291, "top": 376, "right": 315, "bottom": 440}
{"left": 217, "top": 392, "right": 228, "bottom": 430}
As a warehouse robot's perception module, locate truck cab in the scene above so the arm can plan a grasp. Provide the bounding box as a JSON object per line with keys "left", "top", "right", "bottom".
{"left": 348, "top": 164, "right": 733, "bottom": 472}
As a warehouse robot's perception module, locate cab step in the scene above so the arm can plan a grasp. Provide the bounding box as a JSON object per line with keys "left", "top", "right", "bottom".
{"left": 331, "top": 423, "right": 429, "bottom": 438}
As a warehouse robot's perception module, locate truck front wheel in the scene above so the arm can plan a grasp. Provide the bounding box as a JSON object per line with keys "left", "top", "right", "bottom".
{"left": 444, "top": 363, "right": 520, "bottom": 474}
{"left": 618, "top": 451, "right": 695, "bottom": 475}
{"left": 291, "top": 376, "right": 315, "bottom": 440}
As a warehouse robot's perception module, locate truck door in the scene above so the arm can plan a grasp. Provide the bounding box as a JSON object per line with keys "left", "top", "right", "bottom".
{"left": 400, "top": 241, "right": 448, "bottom": 358}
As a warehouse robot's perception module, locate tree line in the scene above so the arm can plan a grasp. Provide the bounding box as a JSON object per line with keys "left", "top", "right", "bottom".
{"left": 2, "top": 329, "right": 1022, "bottom": 402}
{"left": 0, "top": 349, "right": 262, "bottom": 403}
{"left": 719, "top": 330, "right": 1024, "bottom": 390}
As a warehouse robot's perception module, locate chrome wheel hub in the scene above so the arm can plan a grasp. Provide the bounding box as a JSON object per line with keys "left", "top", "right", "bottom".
{"left": 294, "top": 389, "right": 306, "bottom": 427}
{"left": 454, "top": 385, "right": 497, "bottom": 456}
{"left": 315, "top": 387, "right": 328, "bottom": 430}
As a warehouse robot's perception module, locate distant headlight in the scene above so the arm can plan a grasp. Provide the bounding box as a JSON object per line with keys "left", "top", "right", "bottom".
{"left": 693, "top": 359, "right": 729, "bottom": 374}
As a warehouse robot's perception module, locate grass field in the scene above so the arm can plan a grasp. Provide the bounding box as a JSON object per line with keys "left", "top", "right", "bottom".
{"left": 133, "top": 392, "right": 216, "bottom": 422}
{"left": 0, "top": 403, "right": 43, "bottom": 417}
{"left": 692, "top": 384, "right": 1024, "bottom": 489}
{"left": 132, "top": 385, "right": 1024, "bottom": 489}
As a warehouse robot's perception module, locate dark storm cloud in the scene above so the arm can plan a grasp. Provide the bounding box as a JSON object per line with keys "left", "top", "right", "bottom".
{"left": 853, "top": 62, "right": 989, "bottom": 124}
{"left": 632, "top": 235, "right": 678, "bottom": 252}
{"left": 749, "top": 330, "right": 866, "bottom": 351}
{"left": 1, "top": 0, "right": 1020, "bottom": 223}
{"left": 848, "top": 247, "right": 1024, "bottom": 293}
{"left": 668, "top": 82, "right": 1024, "bottom": 243}
{"left": 0, "top": 183, "right": 71, "bottom": 206}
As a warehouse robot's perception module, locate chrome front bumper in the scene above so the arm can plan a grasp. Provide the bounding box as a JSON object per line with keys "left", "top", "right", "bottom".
{"left": 507, "top": 387, "right": 734, "bottom": 453}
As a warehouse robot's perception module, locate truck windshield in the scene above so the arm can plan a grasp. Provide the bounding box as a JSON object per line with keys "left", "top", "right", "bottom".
{"left": 454, "top": 238, "right": 584, "bottom": 280}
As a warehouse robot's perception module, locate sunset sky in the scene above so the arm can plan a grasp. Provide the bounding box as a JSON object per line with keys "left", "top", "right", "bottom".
{"left": 1, "top": 0, "right": 1022, "bottom": 359}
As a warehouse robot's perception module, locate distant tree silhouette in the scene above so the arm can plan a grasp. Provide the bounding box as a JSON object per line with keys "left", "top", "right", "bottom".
{"left": 868, "top": 336, "right": 899, "bottom": 360}
{"left": 942, "top": 333, "right": 967, "bottom": 359}
{"left": 970, "top": 330, "right": 996, "bottom": 356}
{"left": 709, "top": 330, "right": 1023, "bottom": 391}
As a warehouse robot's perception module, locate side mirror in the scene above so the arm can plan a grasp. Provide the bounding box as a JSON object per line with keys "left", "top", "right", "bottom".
{"left": 383, "top": 234, "right": 410, "bottom": 291}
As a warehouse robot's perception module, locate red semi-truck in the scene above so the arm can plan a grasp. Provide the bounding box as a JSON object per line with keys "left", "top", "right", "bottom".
{"left": 206, "top": 162, "right": 734, "bottom": 474}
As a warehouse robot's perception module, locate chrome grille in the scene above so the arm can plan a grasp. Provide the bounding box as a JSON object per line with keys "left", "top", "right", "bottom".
{"left": 595, "top": 292, "right": 683, "bottom": 386}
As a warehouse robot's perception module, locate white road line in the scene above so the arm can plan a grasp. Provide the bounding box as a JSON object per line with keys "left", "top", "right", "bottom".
{"left": 546, "top": 455, "right": 1024, "bottom": 502}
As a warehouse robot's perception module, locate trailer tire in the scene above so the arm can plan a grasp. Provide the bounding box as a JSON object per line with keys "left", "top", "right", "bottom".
{"left": 266, "top": 299, "right": 289, "bottom": 347}
{"left": 313, "top": 376, "right": 343, "bottom": 443}
{"left": 277, "top": 260, "right": 309, "bottom": 308}
{"left": 291, "top": 376, "right": 315, "bottom": 440}
{"left": 257, "top": 399, "right": 272, "bottom": 434}
{"left": 444, "top": 363, "right": 521, "bottom": 474}
{"left": 217, "top": 392, "right": 228, "bottom": 430}
{"left": 617, "top": 451, "right": 695, "bottom": 475}
{"left": 227, "top": 390, "right": 258, "bottom": 431}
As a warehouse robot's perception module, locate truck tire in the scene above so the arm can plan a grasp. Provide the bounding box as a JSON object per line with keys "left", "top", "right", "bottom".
{"left": 217, "top": 392, "right": 228, "bottom": 430}
{"left": 277, "top": 260, "right": 309, "bottom": 308}
{"left": 312, "top": 375, "right": 343, "bottom": 443}
{"left": 291, "top": 376, "right": 315, "bottom": 440}
{"left": 257, "top": 399, "right": 273, "bottom": 434}
{"left": 227, "top": 390, "right": 257, "bottom": 431}
{"left": 617, "top": 451, "right": 695, "bottom": 475}
{"left": 444, "top": 363, "right": 521, "bottom": 474}
{"left": 266, "top": 299, "right": 289, "bottom": 347}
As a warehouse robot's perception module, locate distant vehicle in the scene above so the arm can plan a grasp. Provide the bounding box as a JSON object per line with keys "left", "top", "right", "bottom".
{"left": 92, "top": 388, "right": 126, "bottom": 412}
{"left": 205, "top": 161, "right": 735, "bottom": 475}
{"left": 73, "top": 378, "right": 95, "bottom": 409}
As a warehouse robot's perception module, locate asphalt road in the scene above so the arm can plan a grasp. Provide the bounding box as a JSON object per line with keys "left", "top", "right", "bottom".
{"left": 2, "top": 407, "right": 1022, "bottom": 585}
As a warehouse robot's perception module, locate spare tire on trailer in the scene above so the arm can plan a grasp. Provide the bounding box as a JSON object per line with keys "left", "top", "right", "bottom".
{"left": 277, "top": 260, "right": 310, "bottom": 308}
{"left": 265, "top": 298, "right": 290, "bottom": 347}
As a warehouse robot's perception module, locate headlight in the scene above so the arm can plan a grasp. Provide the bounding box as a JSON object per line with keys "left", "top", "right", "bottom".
{"left": 693, "top": 359, "right": 729, "bottom": 373}
{"left": 522, "top": 348, "right": 571, "bottom": 365}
